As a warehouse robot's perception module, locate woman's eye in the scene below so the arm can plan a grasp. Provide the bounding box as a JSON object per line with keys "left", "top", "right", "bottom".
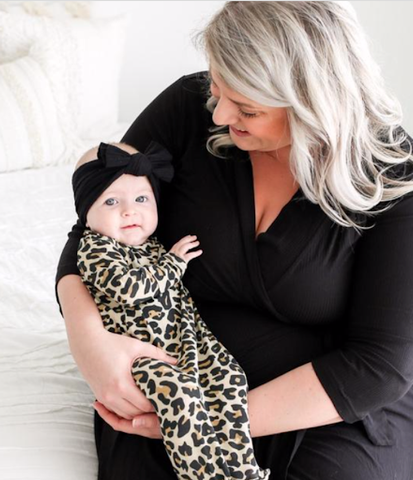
{"left": 238, "top": 109, "right": 257, "bottom": 119}
{"left": 136, "top": 196, "right": 148, "bottom": 203}
{"left": 210, "top": 80, "right": 219, "bottom": 96}
{"left": 104, "top": 198, "right": 117, "bottom": 206}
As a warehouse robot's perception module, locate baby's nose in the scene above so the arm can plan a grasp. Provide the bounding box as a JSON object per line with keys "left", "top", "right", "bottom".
{"left": 122, "top": 205, "right": 138, "bottom": 216}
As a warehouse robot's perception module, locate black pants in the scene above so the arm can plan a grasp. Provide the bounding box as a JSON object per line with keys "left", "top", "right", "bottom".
{"left": 95, "top": 393, "right": 413, "bottom": 480}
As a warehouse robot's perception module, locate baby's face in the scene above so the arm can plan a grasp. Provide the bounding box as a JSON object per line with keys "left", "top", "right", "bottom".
{"left": 86, "top": 174, "right": 158, "bottom": 246}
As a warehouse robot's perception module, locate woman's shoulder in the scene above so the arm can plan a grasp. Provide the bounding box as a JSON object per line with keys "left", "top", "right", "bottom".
{"left": 122, "top": 71, "right": 210, "bottom": 154}
{"left": 153, "top": 70, "right": 209, "bottom": 107}
{"left": 180, "top": 70, "right": 209, "bottom": 93}
{"left": 170, "top": 70, "right": 211, "bottom": 116}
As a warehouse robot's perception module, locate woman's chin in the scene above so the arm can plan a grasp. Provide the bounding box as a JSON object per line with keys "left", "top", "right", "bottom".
{"left": 230, "top": 132, "right": 255, "bottom": 151}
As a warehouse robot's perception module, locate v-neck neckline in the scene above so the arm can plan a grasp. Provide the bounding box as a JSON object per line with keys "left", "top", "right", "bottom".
{"left": 231, "top": 150, "right": 306, "bottom": 314}
{"left": 233, "top": 150, "right": 304, "bottom": 242}
{"left": 231, "top": 148, "right": 327, "bottom": 316}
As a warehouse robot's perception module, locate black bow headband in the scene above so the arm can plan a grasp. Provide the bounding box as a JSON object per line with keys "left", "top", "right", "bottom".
{"left": 72, "top": 141, "right": 174, "bottom": 225}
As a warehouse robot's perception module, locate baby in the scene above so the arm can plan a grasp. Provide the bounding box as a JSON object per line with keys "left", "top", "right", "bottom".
{"left": 72, "top": 141, "right": 270, "bottom": 480}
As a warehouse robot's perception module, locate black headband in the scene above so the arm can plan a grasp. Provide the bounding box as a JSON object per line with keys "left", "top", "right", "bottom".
{"left": 72, "top": 141, "right": 174, "bottom": 225}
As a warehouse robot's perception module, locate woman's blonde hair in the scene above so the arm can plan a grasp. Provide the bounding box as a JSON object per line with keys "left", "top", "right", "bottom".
{"left": 198, "top": 1, "right": 413, "bottom": 228}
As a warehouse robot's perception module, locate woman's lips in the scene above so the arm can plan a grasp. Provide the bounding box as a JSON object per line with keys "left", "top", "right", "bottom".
{"left": 230, "top": 126, "right": 251, "bottom": 137}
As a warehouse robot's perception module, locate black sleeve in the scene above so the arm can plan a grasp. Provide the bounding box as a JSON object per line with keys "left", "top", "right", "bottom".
{"left": 122, "top": 74, "right": 194, "bottom": 160}
{"left": 312, "top": 193, "right": 413, "bottom": 422}
{"left": 55, "top": 74, "right": 195, "bottom": 289}
{"left": 56, "top": 219, "right": 85, "bottom": 284}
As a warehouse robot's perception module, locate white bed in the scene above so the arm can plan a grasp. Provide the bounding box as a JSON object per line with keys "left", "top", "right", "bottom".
{"left": 0, "top": 2, "right": 130, "bottom": 478}
{"left": 0, "top": 123, "right": 134, "bottom": 479}
{"left": 0, "top": 165, "right": 97, "bottom": 479}
{"left": 0, "top": 130, "right": 132, "bottom": 480}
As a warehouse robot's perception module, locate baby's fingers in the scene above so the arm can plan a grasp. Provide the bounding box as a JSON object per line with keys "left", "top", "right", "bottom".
{"left": 181, "top": 239, "right": 200, "bottom": 254}
{"left": 177, "top": 235, "right": 197, "bottom": 247}
{"left": 184, "top": 249, "right": 203, "bottom": 262}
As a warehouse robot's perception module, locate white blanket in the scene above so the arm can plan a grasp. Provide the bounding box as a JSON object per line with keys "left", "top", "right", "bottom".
{"left": 0, "top": 163, "right": 100, "bottom": 478}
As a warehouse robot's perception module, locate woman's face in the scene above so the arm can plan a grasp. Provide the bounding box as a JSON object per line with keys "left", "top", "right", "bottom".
{"left": 210, "top": 70, "right": 291, "bottom": 154}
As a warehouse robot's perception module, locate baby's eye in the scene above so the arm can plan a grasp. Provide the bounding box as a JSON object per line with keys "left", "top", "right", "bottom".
{"left": 104, "top": 198, "right": 118, "bottom": 206}
{"left": 136, "top": 195, "right": 148, "bottom": 203}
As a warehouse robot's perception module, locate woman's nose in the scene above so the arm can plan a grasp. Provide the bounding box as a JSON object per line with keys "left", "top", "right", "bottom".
{"left": 212, "top": 97, "right": 238, "bottom": 126}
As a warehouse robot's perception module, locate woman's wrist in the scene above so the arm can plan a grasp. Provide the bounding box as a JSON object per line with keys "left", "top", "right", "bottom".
{"left": 247, "top": 362, "right": 342, "bottom": 437}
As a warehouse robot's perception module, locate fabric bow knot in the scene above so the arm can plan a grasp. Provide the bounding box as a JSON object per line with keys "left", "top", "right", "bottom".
{"left": 99, "top": 141, "right": 174, "bottom": 183}
{"left": 72, "top": 140, "right": 174, "bottom": 226}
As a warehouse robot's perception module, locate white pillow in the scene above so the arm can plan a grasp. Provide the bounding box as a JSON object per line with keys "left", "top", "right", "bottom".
{"left": 0, "top": 11, "right": 82, "bottom": 172}
{"left": 0, "top": 9, "right": 126, "bottom": 171}
{"left": 0, "top": 53, "right": 73, "bottom": 171}
{"left": 0, "top": 7, "right": 127, "bottom": 138}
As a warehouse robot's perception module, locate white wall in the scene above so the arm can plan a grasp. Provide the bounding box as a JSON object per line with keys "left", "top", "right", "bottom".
{"left": 117, "top": 1, "right": 225, "bottom": 124}
{"left": 351, "top": 1, "right": 413, "bottom": 133}
{"left": 117, "top": 1, "right": 413, "bottom": 134}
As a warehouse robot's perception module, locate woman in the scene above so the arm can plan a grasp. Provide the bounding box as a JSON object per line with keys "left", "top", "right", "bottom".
{"left": 57, "top": 2, "right": 413, "bottom": 479}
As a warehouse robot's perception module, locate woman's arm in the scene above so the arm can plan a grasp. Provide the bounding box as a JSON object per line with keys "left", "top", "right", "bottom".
{"left": 247, "top": 362, "right": 341, "bottom": 436}
{"left": 250, "top": 194, "right": 413, "bottom": 436}
{"left": 58, "top": 275, "right": 177, "bottom": 419}
{"left": 92, "top": 361, "right": 341, "bottom": 438}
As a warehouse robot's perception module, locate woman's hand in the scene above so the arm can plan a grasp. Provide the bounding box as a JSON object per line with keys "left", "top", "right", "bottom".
{"left": 58, "top": 275, "right": 177, "bottom": 420}
{"left": 94, "top": 402, "right": 162, "bottom": 439}
{"left": 83, "top": 329, "right": 177, "bottom": 420}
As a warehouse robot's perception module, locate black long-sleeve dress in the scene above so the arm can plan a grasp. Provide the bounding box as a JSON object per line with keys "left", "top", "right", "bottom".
{"left": 57, "top": 72, "right": 413, "bottom": 480}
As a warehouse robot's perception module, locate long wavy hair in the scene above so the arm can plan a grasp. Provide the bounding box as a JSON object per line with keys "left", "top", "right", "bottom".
{"left": 197, "top": 1, "right": 413, "bottom": 228}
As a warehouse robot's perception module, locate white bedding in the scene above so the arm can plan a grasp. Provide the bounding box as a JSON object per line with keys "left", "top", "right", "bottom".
{"left": 0, "top": 124, "right": 129, "bottom": 479}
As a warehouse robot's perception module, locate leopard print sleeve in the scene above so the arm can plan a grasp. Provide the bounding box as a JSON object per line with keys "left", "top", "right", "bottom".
{"left": 77, "top": 231, "right": 187, "bottom": 307}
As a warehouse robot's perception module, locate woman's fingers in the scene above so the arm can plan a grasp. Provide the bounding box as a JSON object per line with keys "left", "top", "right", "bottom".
{"left": 108, "top": 396, "right": 151, "bottom": 420}
{"left": 134, "top": 342, "right": 178, "bottom": 367}
{"left": 94, "top": 402, "right": 136, "bottom": 433}
{"left": 121, "top": 381, "right": 155, "bottom": 414}
{"left": 131, "top": 413, "right": 162, "bottom": 439}
{"left": 94, "top": 402, "right": 162, "bottom": 439}
{"left": 98, "top": 342, "right": 178, "bottom": 418}
{"left": 77, "top": 326, "right": 178, "bottom": 419}
{"left": 98, "top": 369, "right": 153, "bottom": 414}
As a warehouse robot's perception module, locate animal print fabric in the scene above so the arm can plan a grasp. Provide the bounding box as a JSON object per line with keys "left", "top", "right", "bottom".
{"left": 78, "top": 230, "right": 270, "bottom": 480}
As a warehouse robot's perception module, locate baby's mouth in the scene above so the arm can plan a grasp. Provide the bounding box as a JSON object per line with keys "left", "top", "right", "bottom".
{"left": 122, "top": 224, "right": 141, "bottom": 229}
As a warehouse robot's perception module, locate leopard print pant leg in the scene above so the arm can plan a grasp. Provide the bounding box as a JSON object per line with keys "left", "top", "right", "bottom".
{"left": 132, "top": 357, "right": 233, "bottom": 480}
{"left": 196, "top": 319, "right": 271, "bottom": 480}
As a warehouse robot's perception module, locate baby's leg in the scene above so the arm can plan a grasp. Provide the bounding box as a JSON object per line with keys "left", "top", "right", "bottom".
{"left": 196, "top": 318, "right": 271, "bottom": 480}
{"left": 132, "top": 357, "right": 232, "bottom": 480}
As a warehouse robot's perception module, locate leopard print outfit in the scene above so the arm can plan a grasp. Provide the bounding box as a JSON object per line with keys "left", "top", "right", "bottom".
{"left": 78, "top": 230, "right": 270, "bottom": 480}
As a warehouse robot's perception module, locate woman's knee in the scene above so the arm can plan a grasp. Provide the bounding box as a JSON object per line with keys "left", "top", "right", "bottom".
{"left": 286, "top": 423, "right": 399, "bottom": 480}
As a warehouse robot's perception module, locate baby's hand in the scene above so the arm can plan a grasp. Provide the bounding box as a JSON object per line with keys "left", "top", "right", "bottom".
{"left": 169, "top": 235, "right": 203, "bottom": 263}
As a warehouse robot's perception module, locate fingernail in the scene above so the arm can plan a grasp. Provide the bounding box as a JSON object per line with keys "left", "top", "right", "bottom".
{"left": 133, "top": 418, "right": 145, "bottom": 428}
